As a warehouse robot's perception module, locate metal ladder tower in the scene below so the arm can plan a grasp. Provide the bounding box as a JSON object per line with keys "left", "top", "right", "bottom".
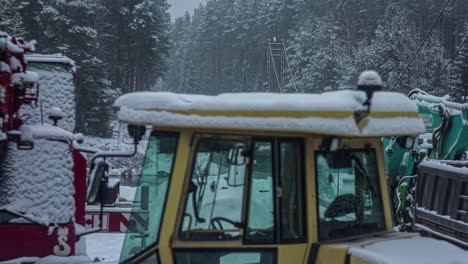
{"left": 265, "top": 38, "right": 298, "bottom": 93}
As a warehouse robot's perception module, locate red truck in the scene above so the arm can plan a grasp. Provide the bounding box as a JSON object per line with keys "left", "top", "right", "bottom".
{"left": 0, "top": 33, "right": 87, "bottom": 261}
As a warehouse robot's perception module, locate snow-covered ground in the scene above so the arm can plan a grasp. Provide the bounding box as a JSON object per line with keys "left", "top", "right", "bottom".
{"left": 85, "top": 233, "right": 125, "bottom": 263}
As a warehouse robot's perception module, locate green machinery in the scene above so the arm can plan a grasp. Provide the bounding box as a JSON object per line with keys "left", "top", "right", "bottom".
{"left": 384, "top": 89, "right": 468, "bottom": 226}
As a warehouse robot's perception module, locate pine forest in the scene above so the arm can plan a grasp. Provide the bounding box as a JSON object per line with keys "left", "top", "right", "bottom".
{"left": 2, "top": 0, "right": 468, "bottom": 136}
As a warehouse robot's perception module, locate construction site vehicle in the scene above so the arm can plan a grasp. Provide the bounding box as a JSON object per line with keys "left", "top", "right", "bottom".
{"left": 87, "top": 76, "right": 467, "bottom": 263}
{"left": 0, "top": 32, "right": 39, "bottom": 149}
{"left": 384, "top": 89, "right": 468, "bottom": 244}
{"left": 0, "top": 33, "right": 88, "bottom": 261}
{"left": 416, "top": 160, "right": 468, "bottom": 245}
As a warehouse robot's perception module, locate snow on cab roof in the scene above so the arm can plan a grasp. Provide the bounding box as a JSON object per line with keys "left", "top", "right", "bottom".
{"left": 114, "top": 90, "right": 425, "bottom": 136}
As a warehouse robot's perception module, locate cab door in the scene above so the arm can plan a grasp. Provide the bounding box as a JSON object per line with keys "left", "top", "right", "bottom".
{"left": 171, "top": 135, "right": 308, "bottom": 264}
{"left": 245, "top": 138, "right": 308, "bottom": 263}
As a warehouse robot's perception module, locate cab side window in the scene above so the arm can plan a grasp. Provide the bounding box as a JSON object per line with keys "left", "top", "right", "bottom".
{"left": 246, "top": 139, "right": 306, "bottom": 243}
{"left": 246, "top": 141, "right": 274, "bottom": 241}
{"left": 279, "top": 141, "right": 305, "bottom": 241}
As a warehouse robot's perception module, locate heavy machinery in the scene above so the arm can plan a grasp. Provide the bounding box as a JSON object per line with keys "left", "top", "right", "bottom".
{"left": 0, "top": 32, "right": 89, "bottom": 261}
{"left": 383, "top": 89, "right": 468, "bottom": 244}
{"left": 87, "top": 74, "right": 467, "bottom": 263}
{"left": 0, "top": 32, "right": 39, "bottom": 149}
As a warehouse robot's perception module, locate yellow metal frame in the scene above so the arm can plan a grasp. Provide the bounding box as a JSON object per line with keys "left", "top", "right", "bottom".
{"left": 132, "top": 108, "right": 419, "bottom": 120}
{"left": 124, "top": 127, "right": 395, "bottom": 264}
{"left": 120, "top": 107, "right": 422, "bottom": 138}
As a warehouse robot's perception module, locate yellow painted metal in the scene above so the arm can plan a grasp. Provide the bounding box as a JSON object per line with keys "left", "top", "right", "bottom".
{"left": 375, "top": 140, "right": 395, "bottom": 230}
{"left": 138, "top": 108, "right": 419, "bottom": 120}
{"left": 305, "top": 138, "right": 320, "bottom": 251}
{"left": 121, "top": 122, "right": 423, "bottom": 139}
{"left": 277, "top": 244, "right": 308, "bottom": 263}
{"left": 144, "top": 108, "right": 354, "bottom": 119}
{"left": 123, "top": 126, "right": 397, "bottom": 263}
{"left": 119, "top": 108, "right": 422, "bottom": 138}
{"left": 315, "top": 245, "right": 348, "bottom": 264}
{"left": 158, "top": 130, "right": 193, "bottom": 264}
{"left": 369, "top": 112, "right": 419, "bottom": 119}
{"left": 350, "top": 255, "right": 376, "bottom": 264}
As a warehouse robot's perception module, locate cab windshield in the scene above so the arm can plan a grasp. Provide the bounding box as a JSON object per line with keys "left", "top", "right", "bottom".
{"left": 316, "top": 149, "right": 385, "bottom": 241}
{"left": 120, "top": 131, "right": 179, "bottom": 262}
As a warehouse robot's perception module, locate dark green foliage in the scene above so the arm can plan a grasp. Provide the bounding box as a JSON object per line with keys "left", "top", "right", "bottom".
{"left": 166, "top": 0, "right": 468, "bottom": 101}
{"left": 9, "top": 0, "right": 170, "bottom": 136}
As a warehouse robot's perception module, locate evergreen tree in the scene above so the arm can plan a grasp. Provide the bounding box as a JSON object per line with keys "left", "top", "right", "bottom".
{"left": 0, "top": 0, "right": 25, "bottom": 35}
{"left": 288, "top": 17, "right": 347, "bottom": 92}
{"left": 13, "top": 0, "right": 171, "bottom": 136}
{"left": 359, "top": 2, "right": 417, "bottom": 92}
{"left": 447, "top": 23, "right": 468, "bottom": 101}
{"left": 35, "top": 0, "right": 112, "bottom": 136}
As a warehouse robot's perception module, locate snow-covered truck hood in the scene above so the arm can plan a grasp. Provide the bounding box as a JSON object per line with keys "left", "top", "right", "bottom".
{"left": 326, "top": 232, "right": 468, "bottom": 264}
{"left": 114, "top": 90, "right": 425, "bottom": 137}
{"left": 0, "top": 125, "right": 78, "bottom": 225}
{"left": 0, "top": 139, "right": 75, "bottom": 226}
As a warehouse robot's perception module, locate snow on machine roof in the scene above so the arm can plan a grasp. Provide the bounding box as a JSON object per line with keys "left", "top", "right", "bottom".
{"left": 114, "top": 90, "right": 425, "bottom": 136}
{"left": 26, "top": 54, "right": 75, "bottom": 66}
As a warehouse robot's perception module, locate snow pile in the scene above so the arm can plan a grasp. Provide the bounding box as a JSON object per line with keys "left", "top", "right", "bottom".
{"left": 119, "top": 107, "right": 361, "bottom": 135}
{"left": 1, "top": 256, "right": 92, "bottom": 264}
{"left": 10, "top": 71, "right": 39, "bottom": 85}
{"left": 47, "top": 107, "right": 65, "bottom": 118}
{"left": 29, "top": 124, "right": 75, "bottom": 141}
{"left": 26, "top": 54, "right": 75, "bottom": 67}
{"left": 349, "top": 236, "right": 468, "bottom": 264}
{"left": 119, "top": 186, "right": 137, "bottom": 202}
{"left": 17, "top": 124, "right": 75, "bottom": 143}
{"left": 115, "top": 91, "right": 424, "bottom": 136}
{"left": 6, "top": 40, "right": 24, "bottom": 54}
{"left": 416, "top": 207, "right": 468, "bottom": 227}
{"left": 85, "top": 233, "right": 124, "bottom": 263}
{"left": 358, "top": 70, "right": 382, "bottom": 86}
{"left": 115, "top": 91, "right": 362, "bottom": 112}
{"left": 1, "top": 61, "right": 11, "bottom": 72}
{"left": 0, "top": 140, "right": 75, "bottom": 225}
{"left": 0, "top": 84, "right": 5, "bottom": 103}
{"left": 21, "top": 55, "right": 76, "bottom": 131}
{"left": 410, "top": 90, "right": 468, "bottom": 111}
{"left": 9, "top": 57, "right": 23, "bottom": 72}
{"left": 419, "top": 159, "right": 468, "bottom": 174}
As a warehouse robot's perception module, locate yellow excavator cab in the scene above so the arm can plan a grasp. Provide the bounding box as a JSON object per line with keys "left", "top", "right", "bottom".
{"left": 110, "top": 90, "right": 464, "bottom": 264}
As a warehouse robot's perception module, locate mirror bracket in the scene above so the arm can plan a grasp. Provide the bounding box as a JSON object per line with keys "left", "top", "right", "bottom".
{"left": 128, "top": 124, "right": 146, "bottom": 144}
{"left": 320, "top": 136, "right": 341, "bottom": 152}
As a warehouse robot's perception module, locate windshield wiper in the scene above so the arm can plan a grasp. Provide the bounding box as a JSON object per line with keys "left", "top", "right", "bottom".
{"left": 352, "top": 156, "right": 377, "bottom": 196}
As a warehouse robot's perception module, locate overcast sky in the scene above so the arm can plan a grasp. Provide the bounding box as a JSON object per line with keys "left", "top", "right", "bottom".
{"left": 168, "top": 0, "right": 206, "bottom": 20}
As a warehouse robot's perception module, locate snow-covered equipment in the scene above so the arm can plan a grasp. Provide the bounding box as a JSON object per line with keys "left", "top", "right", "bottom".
{"left": 72, "top": 124, "right": 146, "bottom": 234}
{"left": 0, "top": 33, "right": 39, "bottom": 146}
{"left": 25, "top": 54, "right": 76, "bottom": 131}
{"left": 0, "top": 125, "right": 87, "bottom": 261}
{"left": 47, "top": 107, "right": 65, "bottom": 126}
{"left": 383, "top": 89, "right": 468, "bottom": 244}
{"left": 83, "top": 90, "right": 467, "bottom": 263}
{"left": 0, "top": 38, "right": 88, "bottom": 261}
{"left": 357, "top": 70, "right": 383, "bottom": 104}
